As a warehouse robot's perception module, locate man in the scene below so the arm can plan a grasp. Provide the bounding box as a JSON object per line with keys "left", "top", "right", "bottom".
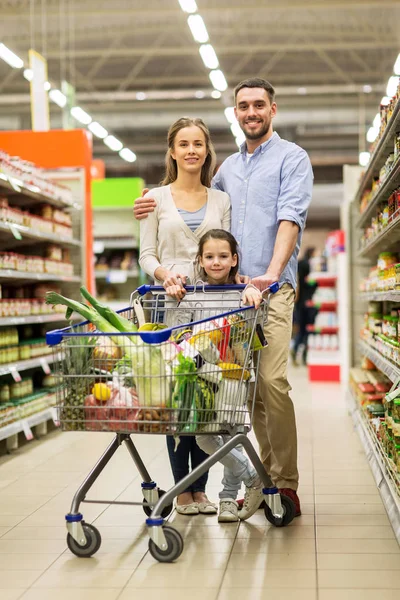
{"left": 134, "top": 78, "right": 313, "bottom": 516}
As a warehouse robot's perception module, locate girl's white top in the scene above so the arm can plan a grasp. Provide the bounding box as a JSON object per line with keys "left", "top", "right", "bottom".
{"left": 139, "top": 184, "right": 231, "bottom": 282}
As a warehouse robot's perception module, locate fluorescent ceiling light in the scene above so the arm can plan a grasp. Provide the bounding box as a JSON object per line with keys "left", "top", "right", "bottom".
{"left": 224, "top": 106, "right": 235, "bottom": 124}
{"left": 23, "top": 69, "right": 33, "bottom": 81}
{"left": 49, "top": 89, "right": 67, "bottom": 108}
{"left": 199, "top": 44, "right": 219, "bottom": 69}
{"left": 359, "top": 151, "right": 370, "bottom": 167}
{"left": 178, "top": 0, "right": 197, "bottom": 12}
{"left": 373, "top": 113, "right": 381, "bottom": 129}
{"left": 381, "top": 96, "right": 391, "bottom": 106}
{"left": 394, "top": 53, "right": 400, "bottom": 76}
{"left": 88, "top": 121, "right": 108, "bottom": 139}
{"left": 136, "top": 92, "right": 147, "bottom": 101}
{"left": 209, "top": 69, "right": 227, "bottom": 92}
{"left": 119, "top": 148, "right": 137, "bottom": 163}
{"left": 44, "top": 81, "right": 51, "bottom": 91}
{"left": 366, "top": 127, "right": 379, "bottom": 143}
{"left": 211, "top": 90, "right": 221, "bottom": 99}
{"left": 362, "top": 84, "right": 372, "bottom": 94}
{"left": 195, "top": 90, "right": 205, "bottom": 99}
{"left": 297, "top": 87, "right": 307, "bottom": 95}
{"left": 386, "top": 75, "right": 399, "bottom": 98}
{"left": 0, "top": 43, "right": 23, "bottom": 69}
{"left": 71, "top": 106, "right": 92, "bottom": 125}
{"left": 187, "top": 14, "right": 209, "bottom": 43}
{"left": 104, "top": 135, "right": 123, "bottom": 152}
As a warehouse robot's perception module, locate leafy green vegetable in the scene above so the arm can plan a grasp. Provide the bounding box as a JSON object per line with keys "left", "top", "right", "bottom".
{"left": 46, "top": 290, "right": 168, "bottom": 407}
{"left": 172, "top": 353, "right": 197, "bottom": 432}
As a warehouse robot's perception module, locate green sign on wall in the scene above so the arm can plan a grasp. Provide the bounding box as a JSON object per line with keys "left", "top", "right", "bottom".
{"left": 92, "top": 178, "right": 145, "bottom": 209}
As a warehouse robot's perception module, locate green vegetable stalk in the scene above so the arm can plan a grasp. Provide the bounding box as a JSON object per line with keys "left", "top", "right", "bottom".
{"left": 80, "top": 286, "right": 137, "bottom": 334}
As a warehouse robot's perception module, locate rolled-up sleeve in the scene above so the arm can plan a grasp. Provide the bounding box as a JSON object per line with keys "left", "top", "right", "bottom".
{"left": 277, "top": 150, "right": 313, "bottom": 231}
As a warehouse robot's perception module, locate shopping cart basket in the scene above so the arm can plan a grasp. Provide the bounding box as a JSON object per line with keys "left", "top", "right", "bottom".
{"left": 46, "top": 282, "right": 295, "bottom": 563}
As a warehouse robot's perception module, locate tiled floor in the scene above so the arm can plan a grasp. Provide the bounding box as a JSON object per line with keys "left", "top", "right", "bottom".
{"left": 1, "top": 366, "right": 399, "bottom": 599}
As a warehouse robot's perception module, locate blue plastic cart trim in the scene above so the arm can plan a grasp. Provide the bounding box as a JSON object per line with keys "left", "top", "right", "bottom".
{"left": 65, "top": 513, "right": 83, "bottom": 522}
{"left": 146, "top": 517, "right": 164, "bottom": 526}
{"left": 46, "top": 298, "right": 265, "bottom": 346}
{"left": 137, "top": 282, "right": 279, "bottom": 295}
{"left": 141, "top": 481, "right": 157, "bottom": 489}
{"left": 262, "top": 487, "right": 279, "bottom": 495}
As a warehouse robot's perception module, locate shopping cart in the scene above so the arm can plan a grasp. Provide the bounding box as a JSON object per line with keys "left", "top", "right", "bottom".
{"left": 46, "top": 282, "right": 295, "bottom": 563}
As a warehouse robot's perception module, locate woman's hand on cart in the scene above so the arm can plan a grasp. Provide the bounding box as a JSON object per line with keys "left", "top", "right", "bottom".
{"left": 163, "top": 272, "right": 187, "bottom": 301}
{"left": 242, "top": 284, "right": 262, "bottom": 309}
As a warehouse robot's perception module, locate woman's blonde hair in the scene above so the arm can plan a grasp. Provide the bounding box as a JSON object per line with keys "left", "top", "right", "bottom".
{"left": 161, "top": 117, "right": 217, "bottom": 187}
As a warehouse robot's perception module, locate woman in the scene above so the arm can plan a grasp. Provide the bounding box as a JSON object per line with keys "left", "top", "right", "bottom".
{"left": 139, "top": 117, "right": 231, "bottom": 515}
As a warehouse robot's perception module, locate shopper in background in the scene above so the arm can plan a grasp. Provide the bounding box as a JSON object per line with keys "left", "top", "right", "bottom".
{"left": 139, "top": 116, "right": 231, "bottom": 516}
{"left": 134, "top": 78, "right": 313, "bottom": 516}
{"left": 291, "top": 247, "right": 316, "bottom": 366}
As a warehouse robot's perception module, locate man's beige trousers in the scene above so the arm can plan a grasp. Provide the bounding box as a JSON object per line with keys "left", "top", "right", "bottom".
{"left": 250, "top": 283, "right": 299, "bottom": 490}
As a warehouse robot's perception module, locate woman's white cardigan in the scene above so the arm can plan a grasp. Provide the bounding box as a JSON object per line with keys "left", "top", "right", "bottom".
{"left": 139, "top": 184, "right": 231, "bottom": 282}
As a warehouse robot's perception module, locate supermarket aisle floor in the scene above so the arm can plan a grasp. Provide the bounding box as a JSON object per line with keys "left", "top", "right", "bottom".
{"left": 1, "top": 367, "right": 400, "bottom": 600}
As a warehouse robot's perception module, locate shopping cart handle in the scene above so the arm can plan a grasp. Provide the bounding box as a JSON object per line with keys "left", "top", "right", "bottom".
{"left": 136, "top": 282, "right": 280, "bottom": 295}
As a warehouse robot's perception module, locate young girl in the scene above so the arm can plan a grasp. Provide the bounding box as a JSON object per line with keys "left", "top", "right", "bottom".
{"left": 165, "top": 229, "right": 264, "bottom": 523}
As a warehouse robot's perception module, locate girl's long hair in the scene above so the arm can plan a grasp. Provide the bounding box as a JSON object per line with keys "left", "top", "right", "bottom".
{"left": 161, "top": 117, "right": 217, "bottom": 188}
{"left": 196, "top": 229, "right": 239, "bottom": 283}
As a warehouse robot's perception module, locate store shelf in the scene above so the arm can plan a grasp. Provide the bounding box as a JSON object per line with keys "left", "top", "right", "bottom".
{"left": 0, "top": 220, "right": 81, "bottom": 247}
{"left": 307, "top": 325, "right": 339, "bottom": 334}
{"left": 0, "top": 174, "right": 79, "bottom": 210}
{"left": 355, "top": 97, "right": 400, "bottom": 213}
{"left": 359, "top": 339, "right": 400, "bottom": 383}
{"left": 358, "top": 213, "right": 400, "bottom": 258}
{"left": 347, "top": 388, "right": 400, "bottom": 543}
{"left": 306, "top": 300, "right": 337, "bottom": 311}
{"left": 95, "top": 269, "right": 139, "bottom": 283}
{"left": 94, "top": 238, "right": 138, "bottom": 252}
{"left": 0, "top": 270, "right": 80, "bottom": 283}
{"left": 0, "top": 353, "right": 61, "bottom": 377}
{"left": 0, "top": 406, "right": 58, "bottom": 443}
{"left": 359, "top": 291, "right": 400, "bottom": 302}
{"left": 0, "top": 313, "right": 69, "bottom": 326}
{"left": 356, "top": 155, "right": 400, "bottom": 230}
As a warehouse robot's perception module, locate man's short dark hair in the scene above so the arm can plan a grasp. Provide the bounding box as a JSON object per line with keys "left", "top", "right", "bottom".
{"left": 234, "top": 78, "right": 275, "bottom": 105}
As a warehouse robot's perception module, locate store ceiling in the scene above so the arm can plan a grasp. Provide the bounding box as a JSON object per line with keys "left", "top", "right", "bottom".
{"left": 0, "top": 0, "right": 399, "bottom": 202}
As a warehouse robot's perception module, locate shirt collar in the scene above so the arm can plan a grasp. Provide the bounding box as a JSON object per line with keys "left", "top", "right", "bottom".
{"left": 240, "top": 131, "right": 280, "bottom": 156}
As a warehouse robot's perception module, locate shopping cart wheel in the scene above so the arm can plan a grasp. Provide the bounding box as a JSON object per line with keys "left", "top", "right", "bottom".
{"left": 142, "top": 488, "right": 173, "bottom": 519}
{"left": 67, "top": 522, "right": 102, "bottom": 557}
{"left": 148, "top": 526, "right": 184, "bottom": 563}
{"left": 264, "top": 494, "right": 295, "bottom": 528}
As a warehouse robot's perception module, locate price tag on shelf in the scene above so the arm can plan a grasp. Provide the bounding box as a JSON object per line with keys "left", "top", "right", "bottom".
{"left": 10, "top": 367, "right": 22, "bottom": 382}
{"left": 51, "top": 407, "right": 60, "bottom": 427}
{"left": 40, "top": 358, "right": 51, "bottom": 375}
{"left": 21, "top": 420, "right": 34, "bottom": 441}
{"left": 8, "top": 223, "right": 22, "bottom": 240}
{"left": 107, "top": 270, "right": 128, "bottom": 284}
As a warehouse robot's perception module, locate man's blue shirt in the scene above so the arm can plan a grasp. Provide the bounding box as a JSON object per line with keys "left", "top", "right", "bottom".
{"left": 212, "top": 132, "right": 313, "bottom": 289}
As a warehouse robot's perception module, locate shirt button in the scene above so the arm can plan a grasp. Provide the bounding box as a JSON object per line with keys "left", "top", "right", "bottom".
{"left": 244, "top": 179, "right": 247, "bottom": 182}
{"left": 239, "top": 220, "right": 243, "bottom": 224}
{"left": 242, "top": 201, "right": 244, "bottom": 204}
